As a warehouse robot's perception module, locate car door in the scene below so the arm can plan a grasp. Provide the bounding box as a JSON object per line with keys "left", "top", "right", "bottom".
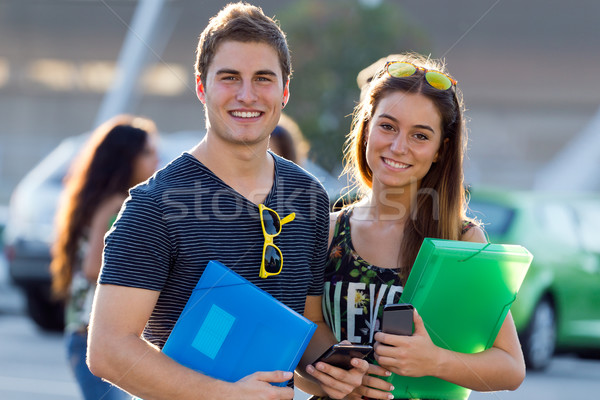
{"left": 536, "top": 202, "right": 591, "bottom": 347}
{"left": 569, "top": 201, "right": 600, "bottom": 347}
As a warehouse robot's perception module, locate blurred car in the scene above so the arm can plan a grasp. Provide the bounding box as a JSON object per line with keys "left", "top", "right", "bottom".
{"left": 468, "top": 187, "right": 600, "bottom": 370}
{"left": 3, "top": 130, "right": 345, "bottom": 331}
{"left": 0, "top": 204, "right": 7, "bottom": 242}
{"left": 3, "top": 131, "right": 198, "bottom": 331}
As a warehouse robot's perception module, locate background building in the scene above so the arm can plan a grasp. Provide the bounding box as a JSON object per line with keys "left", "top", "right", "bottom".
{"left": 1, "top": 0, "right": 599, "bottom": 205}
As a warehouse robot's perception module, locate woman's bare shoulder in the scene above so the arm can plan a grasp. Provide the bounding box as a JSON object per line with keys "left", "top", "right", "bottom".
{"left": 461, "top": 223, "right": 487, "bottom": 244}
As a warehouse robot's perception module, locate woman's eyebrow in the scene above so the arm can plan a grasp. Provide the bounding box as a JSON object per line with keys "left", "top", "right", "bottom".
{"left": 378, "top": 113, "right": 435, "bottom": 133}
{"left": 413, "top": 124, "right": 435, "bottom": 133}
{"left": 378, "top": 113, "right": 399, "bottom": 123}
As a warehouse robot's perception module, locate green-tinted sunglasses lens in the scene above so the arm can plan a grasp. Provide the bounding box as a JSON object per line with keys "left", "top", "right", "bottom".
{"left": 387, "top": 62, "right": 417, "bottom": 78}
{"left": 425, "top": 71, "right": 453, "bottom": 90}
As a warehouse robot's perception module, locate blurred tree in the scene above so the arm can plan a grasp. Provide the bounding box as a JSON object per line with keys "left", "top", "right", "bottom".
{"left": 278, "top": 0, "right": 430, "bottom": 171}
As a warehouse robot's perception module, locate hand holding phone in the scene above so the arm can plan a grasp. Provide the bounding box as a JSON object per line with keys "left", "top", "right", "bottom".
{"left": 312, "top": 343, "right": 373, "bottom": 370}
{"left": 381, "top": 303, "right": 414, "bottom": 336}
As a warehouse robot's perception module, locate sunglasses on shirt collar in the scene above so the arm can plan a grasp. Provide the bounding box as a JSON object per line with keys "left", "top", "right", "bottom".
{"left": 259, "top": 204, "right": 295, "bottom": 279}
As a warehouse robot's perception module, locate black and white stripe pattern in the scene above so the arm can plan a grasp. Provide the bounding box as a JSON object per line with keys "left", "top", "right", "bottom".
{"left": 100, "top": 152, "right": 330, "bottom": 349}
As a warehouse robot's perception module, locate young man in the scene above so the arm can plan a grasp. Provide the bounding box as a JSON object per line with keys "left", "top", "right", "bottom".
{"left": 87, "top": 3, "right": 366, "bottom": 399}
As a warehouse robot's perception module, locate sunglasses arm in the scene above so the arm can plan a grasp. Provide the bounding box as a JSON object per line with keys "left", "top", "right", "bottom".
{"left": 280, "top": 212, "right": 296, "bottom": 226}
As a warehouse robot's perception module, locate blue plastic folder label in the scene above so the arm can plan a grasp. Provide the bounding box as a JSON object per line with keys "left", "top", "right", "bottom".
{"left": 192, "top": 304, "right": 235, "bottom": 360}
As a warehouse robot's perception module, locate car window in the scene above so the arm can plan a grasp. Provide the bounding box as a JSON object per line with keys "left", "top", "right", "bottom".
{"left": 576, "top": 204, "right": 600, "bottom": 253}
{"left": 539, "top": 204, "right": 580, "bottom": 248}
{"left": 467, "top": 200, "right": 515, "bottom": 236}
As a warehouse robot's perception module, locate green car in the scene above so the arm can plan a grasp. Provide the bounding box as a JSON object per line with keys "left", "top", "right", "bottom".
{"left": 467, "top": 187, "right": 600, "bottom": 370}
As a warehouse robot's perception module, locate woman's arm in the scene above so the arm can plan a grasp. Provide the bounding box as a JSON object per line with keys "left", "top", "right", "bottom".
{"left": 328, "top": 211, "right": 341, "bottom": 247}
{"left": 374, "top": 309, "right": 525, "bottom": 391}
{"left": 374, "top": 225, "right": 526, "bottom": 391}
{"left": 81, "top": 195, "right": 126, "bottom": 282}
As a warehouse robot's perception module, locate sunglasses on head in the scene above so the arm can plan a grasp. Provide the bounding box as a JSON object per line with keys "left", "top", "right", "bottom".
{"left": 259, "top": 204, "right": 295, "bottom": 279}
{"left": 385, "top": 61, "right": 457, "bottom": 91}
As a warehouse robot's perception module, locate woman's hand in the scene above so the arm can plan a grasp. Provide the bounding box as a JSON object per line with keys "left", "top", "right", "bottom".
{"left": 344, "top": 363, "right": 395, "bottom": 400}
{"left": 373, "top": 309, "right": 441, "bottom": 378}
{"left": 304, "top": 353, "right": 369, "bottom": 399}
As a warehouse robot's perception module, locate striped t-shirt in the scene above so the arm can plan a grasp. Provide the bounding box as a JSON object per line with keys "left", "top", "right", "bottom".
{"left": 99, "top": 152, "right": 330, "bottom": 349}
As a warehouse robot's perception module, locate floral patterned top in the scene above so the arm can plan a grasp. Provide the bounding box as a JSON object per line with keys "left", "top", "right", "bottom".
{"left": 65, "top": 214, "right": 118, "bottom": 333}
{"left": 65, "top": 237, "right": 94, "bottom": 333}
{"left": 322, "top": 207, "right": 404, "bottom": 350}
{"left": 317, "top": 207, "right": 475, "bottom": 400}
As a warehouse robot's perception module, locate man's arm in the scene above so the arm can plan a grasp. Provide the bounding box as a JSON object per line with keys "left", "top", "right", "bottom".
{"left": 88, "top": 284, "right": 294, "bottom": 400}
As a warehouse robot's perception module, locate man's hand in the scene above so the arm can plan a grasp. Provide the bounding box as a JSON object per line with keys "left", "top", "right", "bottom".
{"left": 231, "top": 371, "right": 294, "bottom": 399}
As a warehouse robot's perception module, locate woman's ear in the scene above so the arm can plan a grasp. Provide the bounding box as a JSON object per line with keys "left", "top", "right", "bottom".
{"left": 196, "top": 75, "right": 205, "bottom": 104}
{"left": 433, "top": 137, "right": 450, "bottom": 162}
{"left": 363, "top": 122, "right": 370, "bottom": 146}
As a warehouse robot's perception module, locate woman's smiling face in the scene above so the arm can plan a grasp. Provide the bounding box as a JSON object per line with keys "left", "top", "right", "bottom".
{"left": 365, "top": 91, "right": 443, "bottom": 191}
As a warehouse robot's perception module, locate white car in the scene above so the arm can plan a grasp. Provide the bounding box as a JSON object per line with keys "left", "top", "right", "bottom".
{"left": 3, "top": 130, "right": 346, "bottom": 330}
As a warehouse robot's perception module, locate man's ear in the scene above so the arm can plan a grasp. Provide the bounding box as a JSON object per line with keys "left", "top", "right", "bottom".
{"left": 282, "top": 79, "right": 290, "bottom": 108}
{"left": 196, "top": 75, "right": 205, "bottom": 104}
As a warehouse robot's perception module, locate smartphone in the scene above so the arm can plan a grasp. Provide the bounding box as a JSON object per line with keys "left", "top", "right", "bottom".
{"left": 312, "top": 343, "right": 373, "bottom": 370}
{"left": 381, "top": 303, "right": 414, "bottom": 336}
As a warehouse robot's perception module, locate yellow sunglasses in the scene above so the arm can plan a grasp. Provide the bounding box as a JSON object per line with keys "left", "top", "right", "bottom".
{"left": 259, "top": 204, "right": 295, "bottom": 279}
{"left": 385, "top": 61, "right": 457, "bottom": 91}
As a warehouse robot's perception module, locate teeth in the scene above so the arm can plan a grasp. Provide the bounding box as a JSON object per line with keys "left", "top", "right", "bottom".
{"left": 231, "top": 111, "right": 261, "bottom": 118}
{"left": 384, "top": 158, "right": 409, "bottom": 169}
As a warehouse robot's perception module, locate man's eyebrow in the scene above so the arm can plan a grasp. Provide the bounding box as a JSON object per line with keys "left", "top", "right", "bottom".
{"left": 215, "top": 68, "right": 239, "bottom": 75}
{"left": 214, "top": 69, "right": 278, "bottom": 77}
{"left": 255, "top": 69, "right": 278, "bottom": 77}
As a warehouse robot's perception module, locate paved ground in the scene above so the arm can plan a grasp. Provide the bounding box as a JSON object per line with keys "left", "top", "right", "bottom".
{"left": 3, "top": 254, "right": 599, "bottom": 400}
{"left": 0, "top": 253, "right": 24, "bottom": 316}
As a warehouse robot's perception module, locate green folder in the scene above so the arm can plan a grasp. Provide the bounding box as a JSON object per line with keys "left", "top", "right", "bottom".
{"left": 385, "top": 238, "right": 532, "bottom": 400}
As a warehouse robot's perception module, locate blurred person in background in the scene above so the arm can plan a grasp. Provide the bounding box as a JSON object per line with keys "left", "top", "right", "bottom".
{"left": 269, "top": 112, "right": 310, "bottom": 165}
{"left": 50, "top": 114, "right": 159, "bottom": 400}
{"left": 356, "top": 53, "right": 403, "bottom": 101}
{"left": 312, "top": 53, "right": 526, "bottom": 399}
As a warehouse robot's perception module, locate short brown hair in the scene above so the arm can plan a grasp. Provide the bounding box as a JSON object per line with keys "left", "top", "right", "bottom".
{"left": 194, "top": 2, "right": 292, "bottom": 86}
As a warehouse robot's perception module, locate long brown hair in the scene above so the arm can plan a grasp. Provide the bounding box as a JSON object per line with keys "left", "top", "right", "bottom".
{"left": 343, "top": 53, "right": 469, "bottom": 278}
{"left": 50, "top": 115, "right": 157, "bottom": 299}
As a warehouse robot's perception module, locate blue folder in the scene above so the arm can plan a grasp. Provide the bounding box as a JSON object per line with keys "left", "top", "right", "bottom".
{"left": 162, "top": 260, "right": 317, "bottom": 386}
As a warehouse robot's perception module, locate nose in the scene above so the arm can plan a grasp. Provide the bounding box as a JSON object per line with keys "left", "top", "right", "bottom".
{"left": 236, "top": 80, "right": 258, "bottom": 103}
{"left": 390, "top": 133, "right": 409, "bottom": 154}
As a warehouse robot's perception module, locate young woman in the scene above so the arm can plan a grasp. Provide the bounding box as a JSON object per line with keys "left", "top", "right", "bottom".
{"left": 316, "top": 53, "right": 526, "bottom": 399}
{"left": 50, "top": 115, "right": 158, "bottom": 400}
